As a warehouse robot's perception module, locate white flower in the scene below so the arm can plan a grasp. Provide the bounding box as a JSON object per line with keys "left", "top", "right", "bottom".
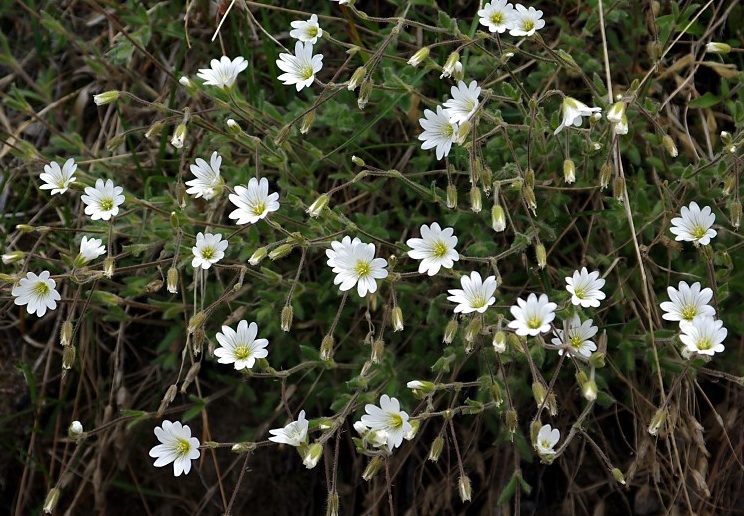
{"left": 443, "top": 80, "right": 481, "bottom": 123}
{"left": 440, "top": 60, "right": 463, "bottom": 80}
{"left": 565, "top": 267, "right": 606, "bottom": 308}
{"left": 81, "top": 179, "right": 125, "bottom": 221}
{"left": 186, "top": 152, "right": 224, "bottom": 200}
{"left": 326, "top": 236, "right": 362, "bottom": 271}
{"left": 554, "top": 97, "right": 602, "bottom": 135}
{"left": 660, "top": 281, "right": 715, "bottom": 324}
{"left": 39, "top": 158, "right": 77, "bottom": 195}
{"left": 551, "top": 315, "right": 598, "bottom": 358}
{"left": 78, "top": 236, "right": 106, "bottom": 263}
{"left": 418, "top": 105, "right": 458, "bottom": 160}
{"left": 331, "top": 241, "right": 388, "bottom": 297}
{"left": 679, "top": 315, "right": 726, "bottom": 356}
{"left": 191, "top": 232, "right": 228, "bottom": 270}
{"left": 269, "top": 410, "right": 309, "bottom": 447}
{"left": 332, "top": 0, "right": 351, "bottom": 3}
{"left": 477, "top": 0, "right": 515, "bottom": 34}
{"left": 536, "top": 424, "right": 560, "bottom": 456}
{"left": 69, "top": 420, "right": 84, "bottom": 438}
{"left": 508, "top": 293, "right": 557, "bottom": 336}
{"left": 228, "top": 177, "right": 280, "bottom": 225}
{"left": 214, "top": 320, "right": 269, "bottom": 370}
{"left": 353, "top": 420, "right": 389, "bottom": 449}
{"left": 196, "top": 56, "right": 248, "bottom": 89}
{"left": 290, "top": 14, "right": 323, "bottom": 44}
{"left": 406, "top": 222, "right": 459, "bottom": 276}
{"left": 360, "top": 394, "right": 413, "bottom": 452}
{"left": 509, "top": 4, "right": 545, "bottom": 37}
{"left": 447, "top": 271, "right": 498, "bottom": 314}
{"left": 276, "top": 41, "right": 324, "bottom": 92}
{"left": 149, "top": 420, "right": 201, "bottom": 477}
{"left": 669, "top": 201, "right": 717, "bottom": 246}
{"left": 12, "top": 271, "right": 61, "bottom": 317}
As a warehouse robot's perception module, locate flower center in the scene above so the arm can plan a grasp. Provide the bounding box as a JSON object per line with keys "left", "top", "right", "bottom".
{"left": 175, "top": 438, "right": 191, "bottom": 456}
{"left": 354, "top": 260, "right": 371, "bottom": 278}
{"left": 691, "top": 225, "right": 707, "bottom": 240}
{"left": 490, "top": 12, "right": 504, "bottom": 25}
{"left": 464, "top": 99, "right": 476, "bottom": 113}
{"left": 470, "top": 295, "right": 487, "bottom": 309}
{"left": 300, "top": 65, "right": 314, "bottom": 81}
{"left": 522, "top": 20, "right": 535, "bottom": 32}
{"left": 432, "top": 240, "right": 449, "bottom": 259}
{"left": 251, "top": 202, "right": 267, "bottom": 216}
{"left": 389, "top": 413, "right": 403, "bottom": 430}
{"left": 308, "top": 27, "right": 318, "bottom": 38}
{"left": 442, "top": 123, "right": 454, "bottom": 138}
{"left": 100, "top": 198, "right": 114, "bottom": 211}
{"left": 234, "top": 345, "right": 251, "bottom": 361}
{"left": 569, "top": 335, "right": 583, "bottom": 350}
{"left": 573, "top": 286, "right": 587, "bottom": 299}
{"left": 201, "top": 246, "right": 215, "bottom": 260}
{"left": 527, "top": 317, "right": 542, "bottom": 330}
{"left": 696, "top": 337, "right": 712, "bottom": 351}
{"left": 540, "top": 439, "right": 552, "bottom": 451}
{"left": 681, "top": 305, "right": 697, "bottom": 320}
{"left": 33, "top": 281, "right": 50, "bottom": 296}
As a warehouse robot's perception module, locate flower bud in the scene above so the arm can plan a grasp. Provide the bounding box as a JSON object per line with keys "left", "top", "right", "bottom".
{"left": 304, "top": 443, "right": 323, "bottom": 469}
{"left": 506, "top": 408, "right": 518, "bottom": 437}
{"left": 249, "top": 247, "right": 268, "bottom": 266}
{"left": 706, "top": 41, "right": 732, "bottom": 54}
{"left": 226, "top": 118, "right": 242, "bottom": 135}
{"left": 407, "top": 380, "right": 436, "bottom": 398}
{"left": 347, "top": 66, "right": 367, "bottom": 91}
{"left": 532, "top": 382, "right": 547, "bottom": 407}
{"left": 188, "top": 311, "right": 206, "bottom": 333}
{"left": 464, "top": 317, "right": 482, "bottom": 343}
{"left": 43, "top": 487, "right": 61, "bottom": 514}
{"left": 357, "top": 78, "right": 372, "bottom": 110}
{"left": 458, "top": 475, "right": 472, "bottom": 502}
{"left": 231, "top": 442, "right": 257, "bottom": 453}
{"left": 469, "top": 186, "right": 482, "bottom": 213}
{"left": 176, "top": 182, "right": 187, "bottom": 208}
{"left": 94, "top": 90, "right": 120, "bottom": 106}
{"left": 2, "top": 251, "right": 24, "bottom": 264}
{"left": 171, "top": 123, "right": 187, "bottom": 149}
{"left": 428, "top": 435, "right": 444, "bottom": 462}
{"left": 362, "top": 456, "right": 384, "bottom": 481}
{"left": 441, "top": 51, "right": 460, "bottom": 78}
{"left": 62, "top": 345, "right": 76, "bottom": 370}
{"left": 300, "top": 111, "right": 314, "bottom": 134}
{"left": 269, "top": 244, "right": 293, "bottom": 261}
{"left": 614, "top": 114, "right": 629, "bottom": 135}
{"left": 103, "top": 257, "right": 115, "bottom": 278}
{"left": 281, "top": 305, "right": 293, "bottom": 332}
{"left": 446, "top": 184, "right": 458, "bottom": 209}
{"left": 408, "top": 47, "right": 430, "bottom": 67}
{"left": 523, "top": 186, "right": 537, "bottom": 214}
{"left": 443, "top": 319, "right": 458, "bottom": 344}
{"left": 490, "top": 382, "right": 504, "bottom": 407}
{"left": 320, "top": 335, "right": 335, "bottom": 361}
{"left": 613, "top": 176, "right": 626, "bottom": 202}
{"left": 535, "top": 243, "right": 547, "bottom": 270}
{"left": 612, "top": 467, "right": 627, "bottom": 485}
{"left": 730, "top": 200, "right": 741, "bottom": 230}
{"left": 606, "top": 101, "right": 626, "bottom": 124}
{"left": 582, "top": 380, "right": 597, "bottom": 401}
{"left": 452, "top": 61, "right": 464, "bottom": 81}
{"left": 491, "top": 204, "right": 506, "bottom": 232}
{"left": 167, "top": 267, "right": 179, "bottom": 293}
{"left": 307, "top": 194, "right": 330, "bottom": 217}
{"left": 563, "top": 159, "right": 576, "bottom": 184}
{"left": 145, "top": 121, "right": 164, "bottom": 140}
{"left": 391, "top": 306, "right": 404, "bottom": 332}
{"left": 371, "top": 339, "right": 385, "bottom": 363}
{"left": 68, "top": 420, "right": 85, "bottom": 440}
{"left": 648, "top": 407, "right": 667, "bottom": 436}
{"left": 662, "top": 135, "right": 678, "bottom": 158}
{"left": 16, "top": 224, "right": 34, "bottom": 232}
{"left": 456, "top": 120, "right": 471, "bottom": 144}
{"left": 351, "top": 155, "right": 366, "bottom": 166}
{"left": 599, "top": 162, "right": 612, "bottom": 190}
{"left": 60, "top": 320, "right": 73, "bottom": 346}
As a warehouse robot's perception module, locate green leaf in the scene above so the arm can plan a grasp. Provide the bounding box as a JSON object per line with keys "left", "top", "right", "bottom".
{"left": 688, "top": 92, "right": 721, "bottom": 109}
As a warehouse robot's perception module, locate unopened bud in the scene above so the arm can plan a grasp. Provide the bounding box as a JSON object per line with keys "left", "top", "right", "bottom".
{"left": 226, "top": 118, "right": 242, "bottom": 135}
{"left": 612, "top": 467, "right": 627, "bottom": 485}
{"left": 362, "top": 456, "right": 384, "bottom": 481}
{"left": 357, "top": 78, "right": 373, "bottom": 110}
{"left": 706, "top": 41, "right": 732, "bottom": 54}
{"left": 492, "top": 331, "right": 507, "bottom": 352}
{"left": 157, "top": 384, "right": 178, "bottom": 417}
{"left": 525, "top": 169, "right": 535, "bottom": 189}
{"left": 188, "top": 311, "right": 206, "bottom": 333}
{"left": 464, "top": 317, "right": 482, "bottom": 343}
{"left": 192, "top": 327, "right": 204, "bottom": 355}
{"left": 535, "top": 243, "right": 547, "bottom": 269}
{"left": 662, "top": 135, "right": 678, "bottom": 158}
{"left": 407, "top": 380, "right": 436, "bottom": 398}
{"left": 307, "top": 193, "right": 330, "bottom": 217}
{"left": 443, "top": 319, "right": 459, "bottom": 344}
{"left": 730, "top": 200, "right": 741, "bottom": 229}
{"left": 2, "top": 251, "right": 24, "bottom": 264}
{"left": 103, "top": 257, "right": 115, "bottom": 278}
{"left": 281, "top": 305, "right": 293, "bottom": 332}
{"left": 428, "top": 435, "right": 444, "bottom": 461}
{"left": 441, "top": 51, "right": 460, "bottom": 78}
{"left": 371, "top": 339, "right": 385, "bottom": 363}
{"left": 16, "top": 224, "right": 34, "bottom": 232}
{"left": 145, "top": 121, "right": 164, "bottom": 140}
{"left": 532, "top": 382, "right": 547, "bottom": 406}
{"left": 347, "top": 66, "right": 367, "bottom": 91}
{"left": 648, "top": 407, "right": 667, "bottom": 436}
{"left": 304, "top": 443, "right": 323, "bottom": 469}
{"left": 43, "top": 487, "right": 61, "bottom": 514}
{"left": 391, "top": 306, "right": 404, "bottom": 332}
{"left": 523, "top": 186, "right": 537, "bottom": 214}
{"left": 176, "top": 182, "right": 187, "bottom": 208}
{"left": 563, "top": 159, "right": 576, "bottom": 184}
{"left": 606, "top": 101, "right": 626, "bottom": 124}
{"left": 452, "top": 61, "right": 464, "bottom": 81}
{"left": 491, "top": 204, "right": 506, "bottom": 232}
{"left": 171, "top": 123, "right": 187, "bottom": 149}
{"left": 62, "top": 345, "right": 76, "bottom": 370}
{"left": 274, "top": 124, "right": 291, "bottom": 146}
{"left": 613, "top": 176, "right": 626, "bottom": 202}
{"left": 408, "top": 47, "right": 430, "bottom": 67}
{"left": 582, "top": 380, "right": 597, "bottom": 401}
{"left": 167, "top": 267, "right": 179, "bottom": 293}
{"left": 456, "top": 120, "right": 471, "bottom": 144}
{"left": 351, "top": 155, "right": 365, "bottom": 166}
{"left": 320, "top": 335, "right": 335, "bottom": 361}
{"left": 599, "top": 163, "right": 612, "bottom": 189}
{"left": 61, "top": 320, "right": 73, "bottom": 346}
{"left": 458, "top": 475, "right": 472, "bottom": 502}
{"left": 269, "top": 244, "right": 293, "bottom": 261}
{"left": 94, "top": 90, "right": 120, "bottom": 106}
{"left": 490, "top": 382, "right": 503, "bottom": 407}
{"left": 300, "top": 111, "right": 314, "bottom": 134}
{"left": 470, "top": 186, "right": 482, "bottom": 213}
{"left": 506, "top": 408, "right": 518, "bottom": 437}
{"left": 249, "top": 247, "right": 268, "bottom": 266}
{"left": 446, "top": 184, "right": 458, "bottom": 209}
{"left": 231, "top": 442, "right": 257, "bottom": 453}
